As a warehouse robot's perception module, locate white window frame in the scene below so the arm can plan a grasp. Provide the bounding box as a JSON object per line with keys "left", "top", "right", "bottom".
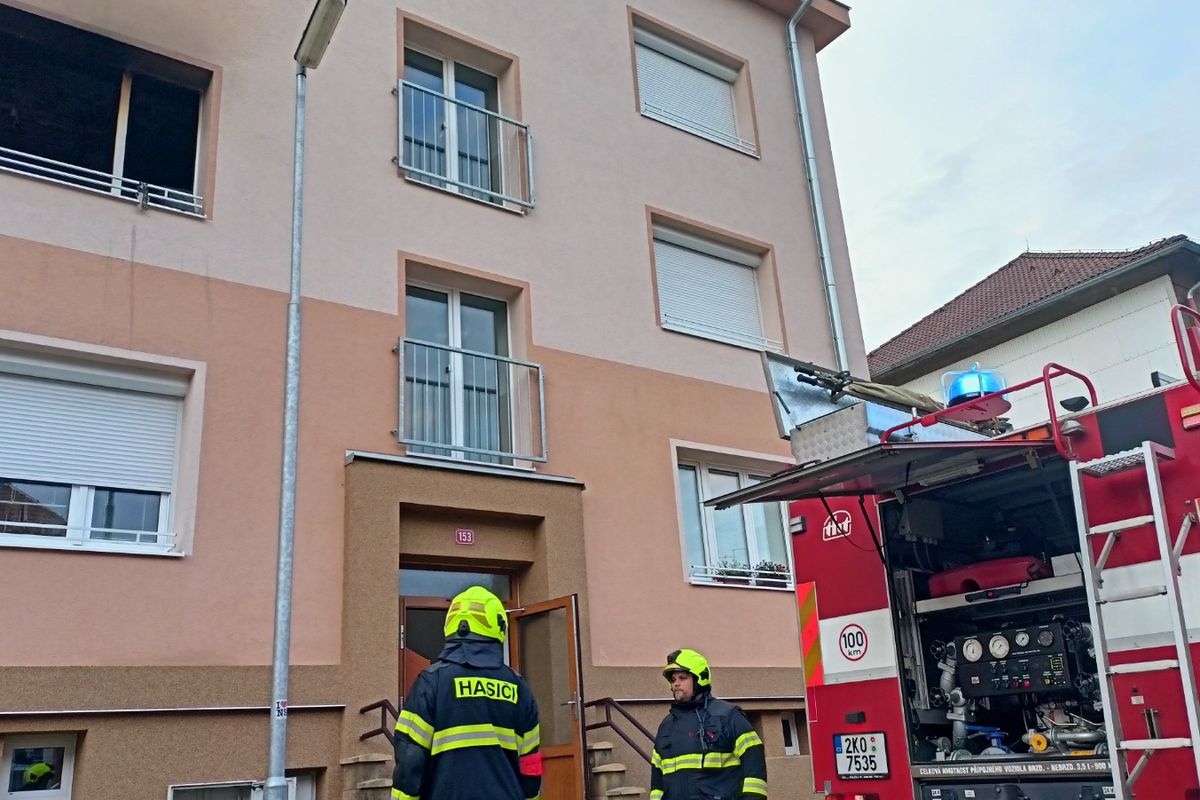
{"left": 781, "top": 711, "right": 804, "bottom": 756}
{"left": 632, "top": 27, "right": 756, "bottom": 155}
{"left": 0, "top": 733, "right": 76, "bottom": 800}
{"left": 677, "top": 460, "right": 794, "bottom": 590}
{"left": 0, "top": 350, "right": 186, "bottom": 557}
{"left": 401, "top": 46, "right": 505, "bottom": 199}
{"left": 403, "top": 282, "right": 515, "bottom": 464}
{"left": 167, "top": 778, "right": 298, "bottom": 800}
{"left": 652, "top": 226, "right": 779, "bottom": 352}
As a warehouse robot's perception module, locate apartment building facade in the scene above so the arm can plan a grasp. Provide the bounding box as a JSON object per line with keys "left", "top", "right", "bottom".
{"left": 0, "top": 1, "right": 865, "bottom": 798}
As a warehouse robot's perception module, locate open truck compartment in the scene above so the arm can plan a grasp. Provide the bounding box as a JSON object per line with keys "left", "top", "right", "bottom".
{"left": 880, "top": 453, "right": 1110, "bottom": 768}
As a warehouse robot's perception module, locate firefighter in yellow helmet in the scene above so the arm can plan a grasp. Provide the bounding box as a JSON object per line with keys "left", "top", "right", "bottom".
{"left": 650, "top": 649, "right": 767, "bottom": 800}
{"left": 392, "top": 586, "right": 541, "bottom": 800}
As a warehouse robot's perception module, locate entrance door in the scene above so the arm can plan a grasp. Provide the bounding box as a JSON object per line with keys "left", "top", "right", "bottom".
{"left": 511, "top": 596, "right": 585, "bottom": 800}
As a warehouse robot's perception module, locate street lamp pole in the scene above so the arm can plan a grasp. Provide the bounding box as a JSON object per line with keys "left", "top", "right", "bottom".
{"left": 266, "top": 2, "right": 346, "bottom": 798}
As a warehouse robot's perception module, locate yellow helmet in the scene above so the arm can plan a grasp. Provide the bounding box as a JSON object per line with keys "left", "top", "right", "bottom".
{"left": 444, "top": 586, "right": 508, "bottom": 643}
{"left": 663, "top": 648, "right": 711, "bottom": 688}
{"left": 23, "top": 762, "right": 54, "bottom": 787}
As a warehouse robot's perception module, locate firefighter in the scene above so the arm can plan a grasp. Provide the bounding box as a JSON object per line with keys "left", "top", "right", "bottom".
{"left": 650, "top": 648, "right": 767, "bottom": 800}
{"left": 392, "top": 585, "right": 541, "bottom": 800}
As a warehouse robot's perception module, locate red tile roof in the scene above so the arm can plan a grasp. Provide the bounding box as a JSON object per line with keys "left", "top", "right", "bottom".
{"left": 868, "top": 235, "right": 1189, "bottom": 377}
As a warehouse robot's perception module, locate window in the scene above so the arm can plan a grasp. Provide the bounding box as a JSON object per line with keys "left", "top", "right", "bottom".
{"left": 0, "top": 4, "right": 210, "bottom": 215}
{"left": 1, "top": 734, "right": 76, "bottom": 799}
{"left": 677, "top": 461, "right": 792, "bottom": 588}
{"left": 632, "top": 23, "right": 756, "bottom": 155}
{"left": 781, "top": 711, "right": 806, "bottom": 756}
{"left": 168, "top": 778, "right": 304, "bottom": 800}
{"left": 399, "top": 41, "right": 533, "bottom": 208}
{"left": 402, "top": 284, "right": 549, "bottom": 464}
{"left": 0, "top": 354, "right": 187, "bottom": 554}
{"left": 652, "top": 225, "right": 777, "bottom": 351}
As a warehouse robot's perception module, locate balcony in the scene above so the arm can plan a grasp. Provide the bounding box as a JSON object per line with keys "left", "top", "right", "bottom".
{"left": 396, "top": 80, "right": 535, "bottom": 209}
{"left": 398, "top": 338, "right": 547, "bottom": 464}
{"left": 0, "top": 146, "right": 204, "bottom": 217}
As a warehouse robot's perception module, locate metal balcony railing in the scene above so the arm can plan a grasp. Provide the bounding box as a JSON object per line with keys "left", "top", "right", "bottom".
{"left": 396, "top": 80, "right": 535, "bottom": 209}
{"left": 398, "top": 338, "right": 547, "bottom": 464}
{"left": 690, "top": 564, "right": 793, "bottom": 588}
{"left": 0, "top": 145, "right": 204, "bottom": 217}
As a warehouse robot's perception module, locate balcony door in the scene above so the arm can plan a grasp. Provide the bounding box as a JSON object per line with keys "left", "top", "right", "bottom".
{"left": 404, "top": 285, "right": 513, "bottom": 463}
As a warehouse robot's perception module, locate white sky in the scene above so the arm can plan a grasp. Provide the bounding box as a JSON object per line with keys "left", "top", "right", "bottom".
{"left": 818, "top": 1, "right": 1200, "bottom": 350}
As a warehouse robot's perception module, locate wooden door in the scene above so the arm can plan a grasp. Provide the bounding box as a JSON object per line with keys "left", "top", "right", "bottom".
{"left": 511, "top": 595, "right": 585, "bottom": 800}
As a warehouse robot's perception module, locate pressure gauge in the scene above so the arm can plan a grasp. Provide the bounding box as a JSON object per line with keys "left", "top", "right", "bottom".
{"left": 1014, "top": 631, "right": 1031, "bottom": 648}
{"left": 989, "top": 634, "right": 1011, "bottom": 660}
{"left": 962, "top": 638, "right": 984, "bottom": 662}
{"left": 1037, "top": 629, "right": 1055, "bottom": 647}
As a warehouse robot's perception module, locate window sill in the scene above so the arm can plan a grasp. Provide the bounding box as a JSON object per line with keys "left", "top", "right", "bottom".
{"left": 639, "top": 110, "right": 759, "bottom": 158}
{"left": 0, "top": 535, "right": 183, "bottom": 558}
{"left": 661, "top": 321, "right": 782, "bottom": 353}
{"left": 689, "top": 578, "right": 795, "bottom": 592}
{"left": 399, "top": 172, "right": 529, "bottom": 215}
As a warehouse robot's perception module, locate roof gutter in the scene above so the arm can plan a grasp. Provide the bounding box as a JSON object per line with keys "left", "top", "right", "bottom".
{"left": 786, "top": 0, "right": 849, "bottom": 372}
{"left": 876, "top": 237, "right": 1200, "bottom": 382}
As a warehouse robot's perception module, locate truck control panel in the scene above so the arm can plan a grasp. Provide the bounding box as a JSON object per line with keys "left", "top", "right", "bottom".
{"left": 955, "top": 623, "right": 1074, "bottom": 698}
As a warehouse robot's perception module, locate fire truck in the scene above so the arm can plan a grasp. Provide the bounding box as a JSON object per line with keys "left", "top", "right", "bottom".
{"left": 711, "top": 304, "right": 1200, "bottom": 800}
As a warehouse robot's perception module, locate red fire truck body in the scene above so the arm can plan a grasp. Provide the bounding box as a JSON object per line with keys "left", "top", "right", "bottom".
{"left": 714, "top": 306, "right": 1200, "bottom": 800}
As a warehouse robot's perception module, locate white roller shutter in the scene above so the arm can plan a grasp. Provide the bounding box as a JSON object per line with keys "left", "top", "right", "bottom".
{"left": 635, "top": 41, "right": 741, "bottom": 148}
{"left": 654, "top": 237, "right": 765, "bottom": 349}
{"left": 0, "top": 372, "right": 179, "bottom": 492}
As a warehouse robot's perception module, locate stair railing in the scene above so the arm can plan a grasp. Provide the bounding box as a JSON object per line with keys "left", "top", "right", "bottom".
{"left": 360, "top": 698, "right": 398, "bottom": 743}
{"left": 583, "top": 697, "right": 655, "bottom": 764}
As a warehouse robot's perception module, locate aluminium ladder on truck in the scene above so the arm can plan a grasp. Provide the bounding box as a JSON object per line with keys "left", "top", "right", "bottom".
{"left": 1071, "top": 441, "right": 1200, "bottom": 799}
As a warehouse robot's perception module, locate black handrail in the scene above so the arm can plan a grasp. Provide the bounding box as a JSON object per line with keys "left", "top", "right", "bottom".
{"left": 360, "top": 698, "right": 398, "bottom": 743}
{"left": 583, "top": 697, "right": 654, "bottom": 764}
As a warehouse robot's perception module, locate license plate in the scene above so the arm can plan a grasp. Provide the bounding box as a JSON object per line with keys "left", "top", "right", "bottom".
{"left": 834, "top": 731, "right": 888, "bottom": 779}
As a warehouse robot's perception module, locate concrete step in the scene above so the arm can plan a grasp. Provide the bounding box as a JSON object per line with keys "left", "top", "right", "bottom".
{"left": 587, "top": 740, "right": 615, "bottom": 767}
{"left": 606, "top": 788, "right": 646, "bottom": 798}
{"left": 357, "top": 778, "right": 392, "bottom": 789}
{"left": 340, "top": 753, "right": 392, "bottom": 766}
{"left": 590, "top": 763, "right": 628, "bottom": 797}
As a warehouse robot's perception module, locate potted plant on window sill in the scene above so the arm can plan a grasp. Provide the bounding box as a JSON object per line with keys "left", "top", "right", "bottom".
{"left": 752, "top": 560, "right": 789, "bottom": 587}
{"left": 713, "top": 559, "right": 751, "bottom": 585}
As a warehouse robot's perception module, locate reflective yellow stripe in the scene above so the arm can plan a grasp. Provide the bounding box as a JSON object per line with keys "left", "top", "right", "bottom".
{"left": 519, "top": 725, "right": 541, "bottom": 755}
{"left": 742, "top": 777, "right": 768, "bottom": 796}
{"left": 650, "top": 791, "right": 664, "bottom": 800}
{"left": 395, "top": 710, "right": 434, "bottom": 750}
{"left": 734, "top": 731, "right": 763, "bottom": 757}
{"left": 657, "top": 751, "right": 739, "bottom": 773}
{"left": 430, "top": 723, "right": 519, "bottom": 754}
{"left": 651, "top": 750, "right": 663, "bottom": 769}
{"left": 392, "top": 790, "right": 418, "bottom": 800}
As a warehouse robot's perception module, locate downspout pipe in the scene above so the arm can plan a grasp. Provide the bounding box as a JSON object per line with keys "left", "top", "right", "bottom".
{"left": 787, "top": 0, "right": 850, "bottom": 373}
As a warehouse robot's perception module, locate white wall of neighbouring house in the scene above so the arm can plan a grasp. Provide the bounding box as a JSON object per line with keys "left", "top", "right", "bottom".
{"left": 903, "top": 275, "right": 1182, "bottom": 428}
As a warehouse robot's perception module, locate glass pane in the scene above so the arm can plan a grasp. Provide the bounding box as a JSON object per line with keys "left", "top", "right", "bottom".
{"left": 676, "top": 466, "right": 707, "bottom": 577}
{"left": 7, "top": 745, "right": 65, "bottom": 791}
{"left": 399, "top": 568, "right": 511, "bottom": 601}
{"left": 453, "top": 63, "right": 500, "bottom": 200}
{"left": 402, "top": 49, "right": 448, "bottom": 185}
{"left": 459, "top": 294, "right": 511, "bottom": 463}
{"left": 404, "top": 287, "right": 452, "bottom": 456}
{"left": 747, "top": 477, "right": 789, "bottom": 573}
{"left": 518, "top": 608, "right": 573, "bottom": 747}
{"left": 405, "top": 286, "right": 450, "bottom": 344}
{"left": 405, "top": 607, "right": 449, "bottom": 663}
{"left": 172, "top": 787, "right": 254, "bottom": 800}
{"left": 708, "top": 470, "right": 749, "bottom": 572}
{"left": 89, "top": 488, "right": 161, "bottom": 543}
{"left": 0, "top": 479, "right": 70, "bottom": 537}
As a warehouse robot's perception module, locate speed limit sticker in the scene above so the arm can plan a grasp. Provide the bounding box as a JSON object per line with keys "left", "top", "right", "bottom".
{"left": 838, "top": 623, "right": 868, "bottom": 661}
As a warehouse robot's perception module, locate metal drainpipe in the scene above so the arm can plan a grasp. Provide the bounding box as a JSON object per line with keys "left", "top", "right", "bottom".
{"left": 787, "top": 0, "right": 850, "bottom": 373}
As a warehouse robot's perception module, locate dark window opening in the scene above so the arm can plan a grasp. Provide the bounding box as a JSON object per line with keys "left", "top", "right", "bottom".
{"left": 0, "top": 4, "right": 209, "bottom": 207}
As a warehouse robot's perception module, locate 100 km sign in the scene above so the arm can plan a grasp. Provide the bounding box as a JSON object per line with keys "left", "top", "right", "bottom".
{"left": 838, "top": 623, "right": 868, "bottom": 662}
